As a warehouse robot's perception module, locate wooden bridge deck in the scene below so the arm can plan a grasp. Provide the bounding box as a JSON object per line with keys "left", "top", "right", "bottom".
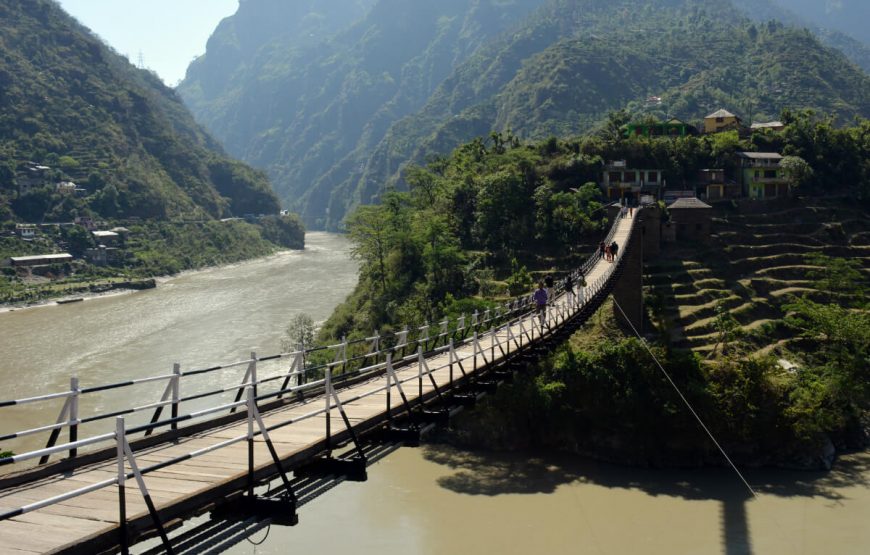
{"left": 0, "top": 214, "right": 636, "bottom": 554}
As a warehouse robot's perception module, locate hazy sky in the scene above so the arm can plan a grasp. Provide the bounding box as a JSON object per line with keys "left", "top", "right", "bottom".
{"left": 56, "top": 0, "right": 239, "bottom": 86}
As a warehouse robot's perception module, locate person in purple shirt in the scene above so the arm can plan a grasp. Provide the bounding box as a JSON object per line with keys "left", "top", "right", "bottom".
{"left": 533, "top": 281, "right": 548, "bottom": 327}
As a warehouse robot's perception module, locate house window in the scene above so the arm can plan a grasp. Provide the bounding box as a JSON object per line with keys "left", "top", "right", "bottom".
{"left": 764, "top": 170, "right": 777, "bottom": 179}
{"left": 624, "top": 172, "right": 636, "bottom": 182}
{"left": 754, "top": 170, "right": 761, "bottom": 178}
{"left": 716, "top": 117, "right": 724, "bottom": 123}
{"left": 609, "top": 172, "right": 621, "bottom": 182}
{"left": 647, "top": 171, "right": 658, "bottom": 182}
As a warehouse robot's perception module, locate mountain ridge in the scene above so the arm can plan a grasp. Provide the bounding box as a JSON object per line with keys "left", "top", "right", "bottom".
{"left": 179, "top": 0, "right": 870, "bottom": 230}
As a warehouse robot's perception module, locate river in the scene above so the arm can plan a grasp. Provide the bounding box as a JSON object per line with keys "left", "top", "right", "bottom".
{"left": 1, "top": 232, "right": 868, "bottom": 554}
{"left": 0, "top": 232, "right": 359, "bottom": 455}
{"left": 219, "top": 446, "right": 870, "bottom": 555}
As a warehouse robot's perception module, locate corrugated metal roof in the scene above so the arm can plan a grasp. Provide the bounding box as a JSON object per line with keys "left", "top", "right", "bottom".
{"left": 10, "top": 254, "right": 73, "bottom": 262}
{"left": 669, "top": 197, "right": 712, "bottom": 209}
{"left": 705, "top": 109, "right": 737, "bottom": 119}
{"left": 737, "top": 151, "right": 783, "bottom": 159}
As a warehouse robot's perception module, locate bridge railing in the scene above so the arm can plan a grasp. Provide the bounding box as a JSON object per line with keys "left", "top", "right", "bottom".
{"left": 0, "top": 208, "right": 637, "bottom": 471}
{"left": 0, "top": 210, "right": 641, "bottom": 552}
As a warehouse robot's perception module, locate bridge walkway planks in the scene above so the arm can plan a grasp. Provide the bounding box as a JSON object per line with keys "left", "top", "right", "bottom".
{"left": 0, "top": 214, "right": 636, "bottom": 553}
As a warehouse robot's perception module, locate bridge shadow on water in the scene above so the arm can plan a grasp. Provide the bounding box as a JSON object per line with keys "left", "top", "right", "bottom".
{"left": 421, "top": 444, "right": 870, "bottom": 555}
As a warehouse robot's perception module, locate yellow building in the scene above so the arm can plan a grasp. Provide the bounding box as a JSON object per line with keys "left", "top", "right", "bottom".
{"left": 704, "top": 109, "right": 742, "bottom": 134}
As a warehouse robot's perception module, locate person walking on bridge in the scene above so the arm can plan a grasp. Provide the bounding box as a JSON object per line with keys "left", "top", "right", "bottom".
{"left": 610, "top": 240, "right": 619, "bottom": 260}
{"left": 533, "top": 282, "right": 548, "bottom": 327}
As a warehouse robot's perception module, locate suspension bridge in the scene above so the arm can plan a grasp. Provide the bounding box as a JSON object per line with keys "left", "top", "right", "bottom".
{"left": 0, "top": 206, "right": 652, "bottom": 554}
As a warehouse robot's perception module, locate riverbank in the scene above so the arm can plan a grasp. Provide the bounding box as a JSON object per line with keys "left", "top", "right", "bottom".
{"left": 0, "top": 245, "right": 316, "bottom": 312}
{"left": 0, "top": 278, "right": 156, "bottom": 313}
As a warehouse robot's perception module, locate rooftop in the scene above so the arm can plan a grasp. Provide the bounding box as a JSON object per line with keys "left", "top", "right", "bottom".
{"left": 706, "top": 109, "right": 738, "bottom": 119}
{"left": 737, "top": 152, "right": 783, "bottom": 160}
{"left": 751, "top": 121, "right": 785, "bottom": 129}
{"left": 669, "top": 197, "right": 712, "bottom": 209}
{"left": 10, "top": 254, "right": 73, "bottom": 262}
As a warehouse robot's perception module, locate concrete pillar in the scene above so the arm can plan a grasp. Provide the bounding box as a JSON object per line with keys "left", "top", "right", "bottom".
{"left": 613, "top": 220, "right": 644, "bottom": 332}
{"left": 638, "top": 205, "right": 661, "bottom": 258}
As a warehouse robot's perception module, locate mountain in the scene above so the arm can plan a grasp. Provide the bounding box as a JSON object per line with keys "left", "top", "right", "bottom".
{"left": 179, "top": 0, "right": 548, "bottom": 228}
{"left": 731, "top": 0, "right": 870, "bottom": 72}
{"left": 180, "top": 0, "right": 870, "bottom": 230}
{"left": 0, "top": 0, "right": 280, "bottom": 223}
{"left": 771, "top": 0, "right": 870, "bottom": 46}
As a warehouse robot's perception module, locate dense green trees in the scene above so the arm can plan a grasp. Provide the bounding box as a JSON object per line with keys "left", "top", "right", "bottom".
{"left": 0, "top": 0, "right": 281, "bottom": 224}
{"left": 322, "top": 118, "right": 869, "bottom": 466}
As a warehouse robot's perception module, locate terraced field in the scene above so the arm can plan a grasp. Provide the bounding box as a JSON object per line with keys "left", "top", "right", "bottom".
{"left": 644, "top": 198, "right": 870, "bottom": 357}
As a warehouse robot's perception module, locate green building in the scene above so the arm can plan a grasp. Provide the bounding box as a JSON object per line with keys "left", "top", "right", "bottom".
{"left": 625, "top": 118, "right": 698, "bottom": 138}
{"left": 737, "top": 152, "right": 791, "bottom": 199}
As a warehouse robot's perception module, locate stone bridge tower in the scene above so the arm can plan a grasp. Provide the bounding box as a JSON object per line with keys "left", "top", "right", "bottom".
{"left": 610, "top": 206, "right": 661, "bottom": 332}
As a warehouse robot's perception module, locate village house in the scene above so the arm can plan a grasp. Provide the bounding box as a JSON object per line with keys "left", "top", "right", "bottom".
{"left": 55, "top": 181, "right": 77, "bottom": 195}
{"left": 695, "top": 169, "right": 741, "bottom": 200}
{"left": 737, "top": 152, "right": 791, "bottom": 199}
{"left": 703, "top": 109, "right": 743, "bottom": 134}
{"left": 3, "top": 253, "right": 73, "bottom": 268}
{"left": 599, "top": 160, "right": 664, "bottom": 202}
{"left": 74, "top": 216, "right": 96, "bottom": 231}
{"left": 750, "top": 121, "right": 785, "bottom": 132}
{"left": 91, "top": 230, "right": 120, "bottom": 246}
{"left": 16, "top": 163, "right": 51, "bottom": 196}
{"left": 668, "top": 197, "right": 713, "bottom": 243}
{"left": 84, "top": 245, "right": 120, "bottom": 266}
{"left": 15, "top": 224, "right": 37, "bottom": 239}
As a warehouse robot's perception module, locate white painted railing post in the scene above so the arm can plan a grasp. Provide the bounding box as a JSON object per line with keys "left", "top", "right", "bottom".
{"left": 325, "top": 366, "right": 332, "bottom": 451}
{"left": 417, "top": 347, "right": 425, "bottom": 398}
{"left": 385, "top": 352, "right": 393, "bottom": 421}
{"left": 420, "top": 323, "right": 430, "bottom": 352}
{"left": 116, "top": 417, "right": 128, "bottom": 555}
{"left": 171, "top": 363, "right": 180, "bottom": 431}
{"left": 397, "top": 326, "right": 409, "bottom": 358}
{"left": 69, "top": 376, "right": 79, "bottom": 458}
{"left": 246, "top": 387, "right": 255, "bottom": 496}
{"left": 335, "top": 337, "right": 348, "bottom": 375}
{"left": 448, "top": 339, "right": 456, "bottom": 385}
{"left": 249, "top": 351, "right": 258, "bottom": 397}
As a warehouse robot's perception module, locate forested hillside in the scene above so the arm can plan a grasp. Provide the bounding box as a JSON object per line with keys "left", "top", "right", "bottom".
{"left": 366, "top": 1, "right": 870, "bottom": 215}
{"left": 180, "top": 0, "right": 870, "bottom": 230}
{"left": 0, "top": 0, "right": 280, "bottom": 223}
{"left": 317, "top": 117, "right": 869, "bottom": 467}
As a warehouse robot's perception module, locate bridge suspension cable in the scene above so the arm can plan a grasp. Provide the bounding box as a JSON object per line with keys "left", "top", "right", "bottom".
{"left": 611, "top": 297, "right": 759, "bottom": 500}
